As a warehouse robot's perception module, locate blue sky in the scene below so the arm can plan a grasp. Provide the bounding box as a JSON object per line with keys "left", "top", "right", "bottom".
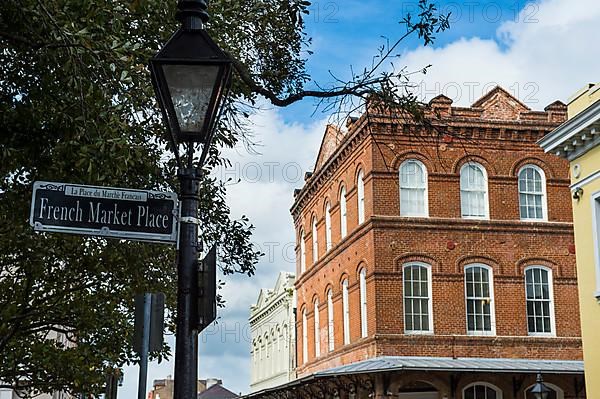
{"left": 119, "top": 0, "right": 600, "bottom": 397}
{"left": 280, "top": 0, "right": 536, "bottom": 122}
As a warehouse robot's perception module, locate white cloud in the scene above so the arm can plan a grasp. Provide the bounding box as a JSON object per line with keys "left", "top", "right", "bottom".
{"left": 121, "top": 0, "right": 600, "bottom": 395}
{"left": 403, "top": 0, "right": 600, "bottom": 107}
{"left": 120, "top": 109, "right": 325, "bottom": 397}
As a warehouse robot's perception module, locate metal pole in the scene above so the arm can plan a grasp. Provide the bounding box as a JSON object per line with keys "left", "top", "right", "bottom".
{"left": 137, "top": 293, "right": 152, "bottom": 399}
{"left": 174, "top": 168, "right": 201, "bottom": 399}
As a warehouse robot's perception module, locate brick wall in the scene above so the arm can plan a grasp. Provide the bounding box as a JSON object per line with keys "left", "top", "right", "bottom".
{"left": 291, "top": 89, "right": 582, "bottom": 377}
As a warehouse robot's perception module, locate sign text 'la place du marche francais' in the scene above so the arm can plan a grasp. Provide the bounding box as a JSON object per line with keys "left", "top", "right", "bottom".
{"left": 30, "top": 182, "right": 178, "bottom": 244}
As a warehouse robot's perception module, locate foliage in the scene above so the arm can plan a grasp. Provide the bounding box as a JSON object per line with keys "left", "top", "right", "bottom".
{"left": 0, "top": 0, "right": 448, "bottom": 396}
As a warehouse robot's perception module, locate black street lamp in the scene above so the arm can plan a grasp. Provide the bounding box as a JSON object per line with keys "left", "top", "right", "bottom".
{"left": 149, "top": 1, "right": 231, "bottom": 399}
{"left": 530, "top": 373, "right": 551, "bottom": 399}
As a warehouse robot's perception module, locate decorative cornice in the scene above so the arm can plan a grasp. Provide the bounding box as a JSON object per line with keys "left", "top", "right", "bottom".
{"left": 538, "top": 98, "right": 600, "bottom": 160}
{"left": 249, "top": 292, "right": 293, "bottom": 325}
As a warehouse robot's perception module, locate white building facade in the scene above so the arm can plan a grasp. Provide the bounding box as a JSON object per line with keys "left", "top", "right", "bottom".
{"left": 249, "top": 272, "right": 296, "bottom": 393}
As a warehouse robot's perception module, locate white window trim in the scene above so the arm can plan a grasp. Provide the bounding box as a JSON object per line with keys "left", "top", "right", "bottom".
{"left": 592, "top": 190, "right": 600, "bottom": 299}
{"left": 312, "top": 217, "right": 318, "bottom": 264}
{"left": 524, "top": 265, "right": 557, "bottom": 337}
{"left": 460, "top": 162, "right": 490, "bottom": 220}
{"left": 342, "top": 279, "right": 350, "bottom": 345}
{"left": 301, "top": 308, "right": 308, "bottom": 364}
{"left": 399, "top": 159, "right": 429, "bottom": 217}
{"left": 464, "top": 264, "right": 497, "bottom": 336}
{"left": 357, "top": 170, "right": 365, "bottom": 224}
{"left": 340, "top": 186, "right": 348, "bottom": 239}
{"left": 359, "top": 269, "right": 368, "bottom": 338}
{"left": 462, "top": 382, "right": 503, "bottom": 399}
{"left": 524, "top": 382, "right": 564, "bottom": 399}
{"left": 325, "top": 202, "right": 332, "bottom": 251}
{"left": 402, "top": 262, "right": 434, "bottom": 334}
{"left": 314, "top": 300, "right": 320, "bottom": 357}
{"left": 327, "top": 289, "right": 334, "bottom": 352}
{"left": 518, "top": 164, "right": 548, "bottom": 222}
{"left": 300, "top": 229, "right": 306, "bottom": 274}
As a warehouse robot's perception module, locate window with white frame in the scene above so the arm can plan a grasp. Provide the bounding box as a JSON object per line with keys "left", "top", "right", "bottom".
{"left": 518, "top": 165, "right": 547, "bottom": 221}
{"left": 525, "top": 266, "right": 555, "bottom": 335}
{"left": 403, "top": 263, "right": 433, "bottom": 333}
{"left": 460, "top": 162, "right": 489, "bottom": 219}
{"left": 327, "top": 289, "right": 334, "bottom": 352}
{"left": 264, "top": 334, "right": 269, "bottom": 376}
{"left": 312, "top": 217, "right": 318, "bottom": 263}
{"left": 340, "top": 186, "right": 348, "bottom": 239}
{"left": 359, "top": 269, "right": 368, "bottom": 338}
{"left": 251, "top": 342, "right": 257, "bottom": 382}
{"left": 465, "top": 264, "right": 496, "bottom": 334}
{"left": 463, "top": 382, "right": 502, "bottom": 399}
{"left": 399, "top": 159, "right": 428, "bottom": 216}
{"left": 313, "top": 299, "right": 320, "bottom": 357}
{"left": 300, "top": 229, "right": 306, "bottom": 273}
{"left": 357, "top": 170, "right": 365, "bottom": 224}
{"left": 342, "top": 279, "right": 350, "bottom": 345}
{"left": 325, "top": 202, "right": 332, "bottom": 251}
{"left": 259, "top": 339, "right": 264, "bottom": 379}
{"left": 301, "top": 308, "right": 308, "bottom": 364}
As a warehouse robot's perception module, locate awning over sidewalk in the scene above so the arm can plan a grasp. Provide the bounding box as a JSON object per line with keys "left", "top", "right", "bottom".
{"left": 244, "top": 356, "right": 584, "bottom": 398}
{"left": 317, "top": 356, "right": 584, "bottom": 376}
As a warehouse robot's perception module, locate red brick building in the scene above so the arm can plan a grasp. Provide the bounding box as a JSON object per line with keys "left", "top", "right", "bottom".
{"left": 246, "top": 87, "right": 586, "bottom": 399}
{"left": 241, "top": 87, "right": 585, "bottom": 399}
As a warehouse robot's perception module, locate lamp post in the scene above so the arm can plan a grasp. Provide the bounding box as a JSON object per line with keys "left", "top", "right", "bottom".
{"left": 149, "top": 1, "right": 232, "bottom": 398}
{"left": 531, "top": 373, "right": 551, "bottom": 399}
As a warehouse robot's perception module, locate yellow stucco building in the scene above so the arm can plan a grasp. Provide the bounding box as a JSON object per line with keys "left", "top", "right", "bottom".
{"left": 539, "top": 83, "right": 600, "bottom": 397}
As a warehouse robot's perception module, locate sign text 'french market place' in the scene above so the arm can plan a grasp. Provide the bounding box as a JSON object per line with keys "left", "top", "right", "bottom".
{"left": 30, "top": 181, "right": 178, "bottom": 244}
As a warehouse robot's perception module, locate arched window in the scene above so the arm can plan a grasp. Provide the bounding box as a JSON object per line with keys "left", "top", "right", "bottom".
{"left": 342, "top": 279, "right": 350, "bottom": 345}
{"left": 277, "top": 327, "right": 282, "bottom": 371}
{"left": 524, "top": 382, "right": 563, "bottom": 399}
{"left": 259, "top": 338, "right": 264, "bottom": 379}
{"left": 359, "top": 269, "right": 368, "bottom": 338}
{"left": 519, "top": 165, "right": 547, "bottom": 221}
{"left": 463, "top": 382, "right": 502, "bottom": 399}
{"left": 465, "top": 264, "right": 496, "bottom": 335}
{"left": 312, "top": 216, "right": 318, "bottom": 263}
{"left": 299, "top": 229, "right": 306, "bottom": 273}
{"left": 301, "top": 308, "right": 308, "bottom": 364}
{"left": 251, "top": 342, "right": 257, "bottom": 382}
{"left": 525, "top": 266, "right": 556, "bottom": 335}
{"left": 325, "top": 202, "right": 332, "bottom": 251}
{"left": 357, "top": 170, "right": 365, "bottom": 224}
{"left": 270, "top": 330, "right": 276, "bottom": 375}
{"left": 265, "top": 334, "right": 271, "bottom": 376}
{"left": 399, "top": 159, "right": 428, "bottom": 216}
{"left": 313, "top": 299, "right": 320, "bottom": 357}
{"left": 460, "top": 162, "right": 489, "bottom": 219}
{"left": 340, "top": 186, "right": 348, "bottom": 239}
{"left": 327, "top": 289, "right": 334, "bottom": 352}
{"left": 403, "top": 262, "right": 433, "bottom": 333}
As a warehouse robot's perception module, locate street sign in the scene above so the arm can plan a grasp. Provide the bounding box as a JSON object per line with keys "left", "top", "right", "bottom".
{"left": 198, "top": 245, "right": 217, "bottom": 332}
{"left": 30, "top": 181, "right": 178, "bottom": 244}
{"left": 133, "top": 292, "right": 165, "bottom": 354}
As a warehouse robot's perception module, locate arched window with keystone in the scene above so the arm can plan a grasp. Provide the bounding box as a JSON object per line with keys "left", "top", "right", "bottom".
{"left": 399, "top": 159, "right": 428, "bottom": 217}
{"left": 460, "top": 162, "right": 489, "bottom": 219}
{"left": 518, "top": 165, "right": 548, "bottom": 221}
{"left": 340, "top": 186, "right": 347, "bottom": 238}
{"left": 357, "top": 170, "right": 365, "bottom": 224}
